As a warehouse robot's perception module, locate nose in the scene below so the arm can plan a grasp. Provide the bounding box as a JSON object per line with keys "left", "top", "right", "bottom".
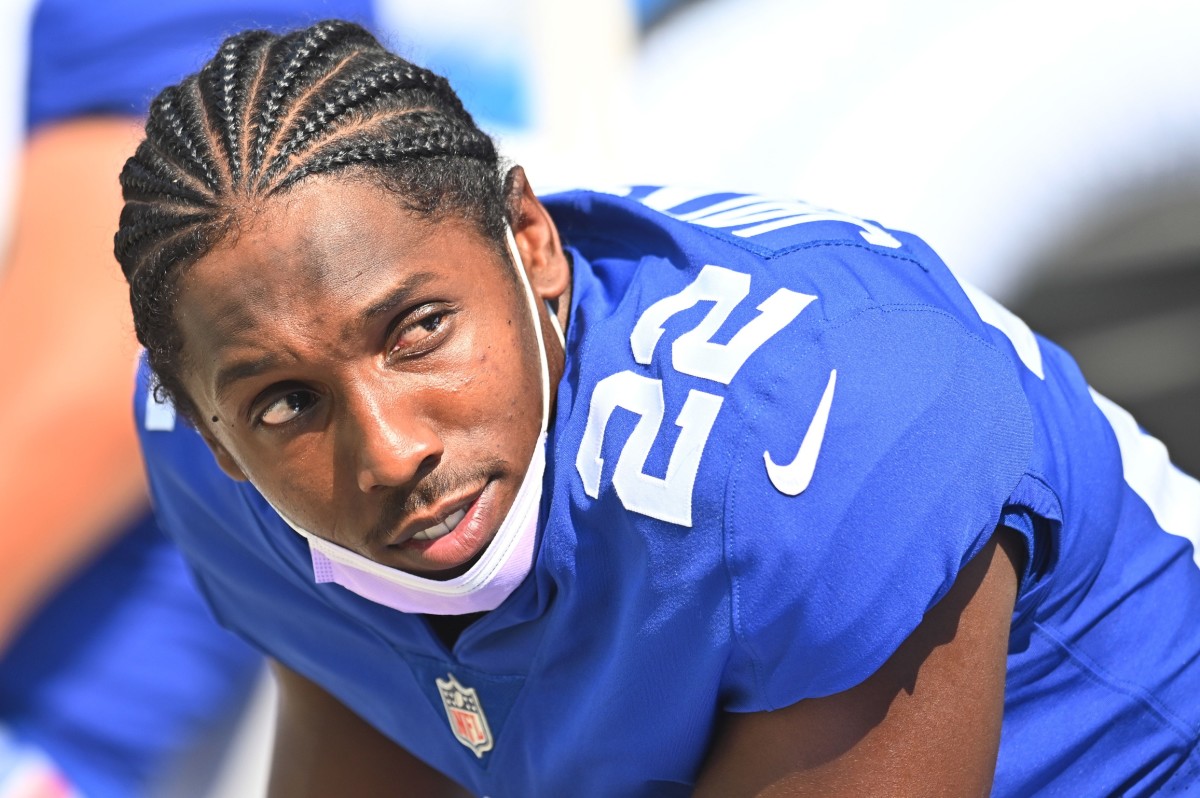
{"left": 343, "top": 384, "right": 443, "bottom": 493}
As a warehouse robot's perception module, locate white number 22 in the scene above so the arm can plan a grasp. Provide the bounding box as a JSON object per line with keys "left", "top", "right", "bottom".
{"left": 576, "top": 264, "right": 813, "bottom": 525}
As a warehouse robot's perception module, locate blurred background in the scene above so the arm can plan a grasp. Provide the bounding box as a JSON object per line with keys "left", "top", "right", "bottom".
{"left": 0, "top": 0, "right": 1196, "bottom": 795}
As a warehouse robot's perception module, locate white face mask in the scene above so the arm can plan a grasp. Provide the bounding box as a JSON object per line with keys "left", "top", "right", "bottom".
{"left": 270, "top": 226, "right": 564, "bottom": 615}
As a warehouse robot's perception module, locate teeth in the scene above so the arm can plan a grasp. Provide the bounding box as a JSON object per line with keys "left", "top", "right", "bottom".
{"left": 410, "top": 508, "right": 467, "bottom": 542}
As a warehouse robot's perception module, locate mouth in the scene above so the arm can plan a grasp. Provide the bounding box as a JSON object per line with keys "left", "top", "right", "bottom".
{"left": 372, "top": 479, "right": 503, "bottom": 576}
{"left": 409, "top": 507, "right": 468, "bottom": 542}
{"left": 384, "top": 488, "right": 483, "bottom": 550}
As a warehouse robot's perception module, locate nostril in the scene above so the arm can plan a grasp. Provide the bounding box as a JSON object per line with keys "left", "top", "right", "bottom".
{"left": 353, "top": 424, "right": 444, "bottom": 494}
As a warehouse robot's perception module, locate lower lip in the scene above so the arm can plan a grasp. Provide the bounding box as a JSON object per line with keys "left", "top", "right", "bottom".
{"left": 392, "top": 486, "right": 496, "bottom": 573}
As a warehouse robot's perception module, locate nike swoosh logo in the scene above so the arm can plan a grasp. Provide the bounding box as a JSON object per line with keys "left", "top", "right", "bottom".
{"left": 763, "top": 369, "right": 837, "bottom": 496}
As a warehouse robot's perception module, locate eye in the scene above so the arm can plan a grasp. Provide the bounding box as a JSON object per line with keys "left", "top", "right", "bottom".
{"left": 389, "top": 307, "right": 449, "bottom": 357}
{"left": 258, "top": 389, "right": 318, "bottom": 427}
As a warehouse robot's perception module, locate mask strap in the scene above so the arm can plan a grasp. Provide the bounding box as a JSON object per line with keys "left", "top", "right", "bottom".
{"left": 504, "top": 225, "right": 560, "bottom": 435}
{"left": 547, "top": 301, "right": 566, "bottom": 350}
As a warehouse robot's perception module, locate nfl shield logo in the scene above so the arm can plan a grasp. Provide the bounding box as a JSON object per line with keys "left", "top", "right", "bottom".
{"left": 436, "top": 673, "right": 494, "bottom": 758}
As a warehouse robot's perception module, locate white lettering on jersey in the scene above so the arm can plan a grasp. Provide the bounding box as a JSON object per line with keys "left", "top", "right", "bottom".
{"left": 637, "top": 187, "right": 902, "bottom": 249}
{"left": 576, "top": 372, "right": 723, "bottom": 527}
{"left": 578, "top": 265, "right": 820, "bottom": 525}
{"left": 764, "top": 369, "right": 837, "bottom": 497}
{"left": 1091, "top": 389, "right": 1200, "bottom": 568}
{"left": 144, "top": 388, "right": 177, "bottom": 431}
{"left": 636, "top": 186, "right": 717, "bottom": 212}
{"left": 630, "top": 264, "right": 815, "bottom": 385}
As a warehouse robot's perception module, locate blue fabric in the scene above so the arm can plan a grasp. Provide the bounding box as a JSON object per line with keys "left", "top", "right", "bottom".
{"left": 0, "top": 515, "right": 260, "bottom": 797}
{"left": 138, "top": 187, "right": 1200, "bottom": 796}
{"left": 27, "top": 0, "right": 374, "bottom": 130}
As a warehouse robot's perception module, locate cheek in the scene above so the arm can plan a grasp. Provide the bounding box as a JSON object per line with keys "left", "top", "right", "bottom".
{"left": 460, "top": 349, "right": 525, "bottom": 427}
{"left": 488, "top": 322, "right": 542, "bottom": 419}
{"left": 237, "top": 440, "right": 338, "bottom": 527}
{"left": 443, "top": 316, "right": 543, "bottom": 440}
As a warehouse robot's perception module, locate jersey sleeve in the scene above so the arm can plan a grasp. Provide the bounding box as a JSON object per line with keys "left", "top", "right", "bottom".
{"left": 719, "top": 288, "right": 1036, "bottom": 713}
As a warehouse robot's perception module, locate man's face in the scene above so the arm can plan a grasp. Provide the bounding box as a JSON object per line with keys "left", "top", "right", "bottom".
{"left": 175, "top": 175, "right": 563, "bottom": 578}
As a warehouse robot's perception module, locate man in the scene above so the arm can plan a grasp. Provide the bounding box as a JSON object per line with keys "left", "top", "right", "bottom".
{"left": 117, "top": 20, "right": 1200, "bottom": 797}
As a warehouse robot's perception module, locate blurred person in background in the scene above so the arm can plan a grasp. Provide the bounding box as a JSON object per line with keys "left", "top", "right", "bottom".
{"left": 0, "top": 2, "right": 373, "bottom": 795}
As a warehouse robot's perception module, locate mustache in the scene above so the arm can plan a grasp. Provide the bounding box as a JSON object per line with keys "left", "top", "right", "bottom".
{"left": 366, "top": 458, "right": 506, "bottom": 547}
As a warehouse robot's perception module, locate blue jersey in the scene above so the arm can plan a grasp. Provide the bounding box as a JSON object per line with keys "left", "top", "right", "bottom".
{"left": 138, "top": 187, "right": 1200, "bottom": 796}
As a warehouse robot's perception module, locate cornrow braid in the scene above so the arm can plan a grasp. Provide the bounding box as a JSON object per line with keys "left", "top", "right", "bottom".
{"left": 259, "top": 58, "right": 467, "bottom": 185}
{"left": 114, "top": 20, "right": 510, "bottom": 422}
{"left": 197, "top": 28, "right": 275, "bottom": 189}
{"left": 142, "top": 84, "right": 224, "bottom": 195}
{"left": 118, "top": 149, "right": 215, "bottom": 209}
{"left": 272, "top": 109, "right": 496, "bottom": 192}
{"left": 247, "top": 20, "right": 379, "bottom": 185}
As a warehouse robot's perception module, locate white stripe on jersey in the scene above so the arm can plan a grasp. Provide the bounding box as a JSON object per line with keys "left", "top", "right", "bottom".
{"left": 1091, "top": 389, "right": 1200, "bottom": 568}
{"left": 955, "top": 281, "right": 1198, "bottom": 566}
{"left": 959, "top": 280, "right": 1045, "bottom": 379}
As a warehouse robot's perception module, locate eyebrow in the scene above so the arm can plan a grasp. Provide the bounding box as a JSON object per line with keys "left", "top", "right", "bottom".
{"left": 210, "top": 271, "right": 442, "bottom": 402}
{"left": 214, "top": 353, "right": 282, "bottom": 402}
{"left": 360, "top": 271, "right": 438, "bottom": 325}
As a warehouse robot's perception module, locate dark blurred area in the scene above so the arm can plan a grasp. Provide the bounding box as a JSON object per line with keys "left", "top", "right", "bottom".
{"left": 1012, "top": 167, "right": 1200, "bottom": 476}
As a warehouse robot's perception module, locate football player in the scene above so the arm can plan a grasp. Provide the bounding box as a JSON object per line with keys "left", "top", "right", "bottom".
{"left": 116, "top": 20, "right": 1200, "bottom": 797}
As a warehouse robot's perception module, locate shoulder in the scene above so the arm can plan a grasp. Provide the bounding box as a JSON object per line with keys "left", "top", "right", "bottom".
{"left": 554, "top": 185, "right": 1035, "bottom": 515}
{"left": 134, "top": 359, "right": 241, "bottom": 513}
{"left": 545, "top": 185, "right": 1013, "bottom": 349}
{"left": 551, "top": 187, "right": 1038, "bottom": 710}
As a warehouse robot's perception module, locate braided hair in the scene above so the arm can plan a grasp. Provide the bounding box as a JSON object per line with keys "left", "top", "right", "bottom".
{"left": 114, "top": 20, "right": 510, "bottom": 422}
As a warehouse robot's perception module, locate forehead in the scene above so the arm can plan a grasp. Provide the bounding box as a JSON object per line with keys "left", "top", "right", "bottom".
{"left": 174, "top": 176, "right": 508, "bottom": 377}
{"left": 193, "top": 177, "right": 453, "bottom": 298}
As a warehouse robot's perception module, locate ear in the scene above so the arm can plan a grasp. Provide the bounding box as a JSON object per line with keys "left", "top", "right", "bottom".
{"left": 506, "top": 166, "right": 570, "bottom": 304}
{"left": 196, "top": 423, "right": 250, "bottom": 482}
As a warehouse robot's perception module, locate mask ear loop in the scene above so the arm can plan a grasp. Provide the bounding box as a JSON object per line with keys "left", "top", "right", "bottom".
{"left": 504, "top": 225, "right": 562, "bottom": 437}
{"left": 546, "top": 301, "right": 566, "bottom": 350}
